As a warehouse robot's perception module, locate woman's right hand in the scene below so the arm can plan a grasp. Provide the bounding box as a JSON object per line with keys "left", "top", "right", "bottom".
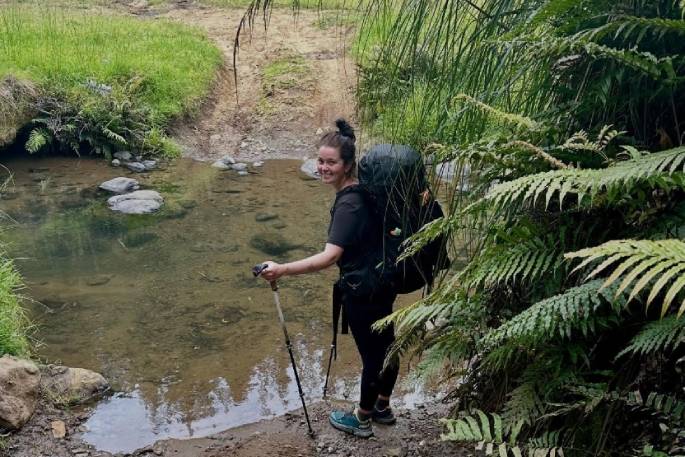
{"left": 259, "top": 261, "right": 286, "bottom": 281}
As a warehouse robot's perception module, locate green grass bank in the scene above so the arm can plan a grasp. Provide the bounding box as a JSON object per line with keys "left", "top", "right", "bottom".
{"left": 0, "top": 5, "right": 222, "bottom": 157}
{"left": 0, "top": 255, "right": 30, "bottom": 357}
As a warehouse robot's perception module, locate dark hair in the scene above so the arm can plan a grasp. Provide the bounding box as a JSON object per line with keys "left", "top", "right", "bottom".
{"left": 318, "top": 118, "right": 356, "bottom": 176}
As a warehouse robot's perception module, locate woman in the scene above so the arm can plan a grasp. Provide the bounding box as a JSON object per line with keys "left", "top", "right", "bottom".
{"left": 258, "top": 119, "right": 398, "bottom": 438}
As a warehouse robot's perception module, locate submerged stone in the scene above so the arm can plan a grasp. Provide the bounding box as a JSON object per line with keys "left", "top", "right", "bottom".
{"left": 108, "top": 190, "right": 163, "bottom": 214}
{"left": 249, "top": 233, "right": 302, "bottom": 256}
{"left": 99, "top": 177, "right": 139, "bottom": 194}
{"left": 255, "top": 212, "right": 278, "bottom": 222}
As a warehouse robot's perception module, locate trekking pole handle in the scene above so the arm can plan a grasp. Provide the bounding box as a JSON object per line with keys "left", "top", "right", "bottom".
{"left": 252, "top": 263, "right": 278, "bottom": 291}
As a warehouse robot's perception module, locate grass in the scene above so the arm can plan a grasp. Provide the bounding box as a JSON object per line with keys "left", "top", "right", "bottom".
{"left": 199, "top": 0, "right": 361, "bottom": 9}
{"left": 0, "top": 255, "right": 30, "bottom": 357}
{"left": 0, "top": 4, "right": 221, "bottom": 156}
{"left": 262, "top": 54, "right": 309, "bottom": 90}
{"left": 0, "top": 5, "right": 221, "bottom": 122}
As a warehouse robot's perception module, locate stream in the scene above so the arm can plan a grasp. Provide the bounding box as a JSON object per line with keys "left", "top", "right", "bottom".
{"left": 0, "top": 156, "right": 437, "bottom": 453}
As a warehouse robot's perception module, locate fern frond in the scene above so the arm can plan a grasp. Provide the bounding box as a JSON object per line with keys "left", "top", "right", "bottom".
{"left": 566, "top": 239, "right": 685, "bottom": 316}
{"left": 101, "top": 127, "right": 127, "bottom": 145}
{"left": 453, "top": 94, "right": 540, "bottom": 131}
{"left": 25, "top": 128, "right": 49, "bottom": 153}
{"left": 442, "top": 411, "right": 564, "bottom": 456}
{"left": 482, "top": 146, "right": 685, "bottom": 211}
{"left": 581, "top": 16, "right": 685, "bottom": 44}
{"left": 617, "top": 316, "right": 685, "bottom": 358}
{"left": 481, "top": 280, "right": 622, "bottom": 351}
{"left": 460, "top": 235, "right": 563, "bottom": 290}
{"left": 502, "top": 382, "right": 547, "bottom": 428}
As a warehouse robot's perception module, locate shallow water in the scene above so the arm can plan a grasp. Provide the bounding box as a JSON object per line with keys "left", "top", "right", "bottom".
{"left": 0, "top": 156, "right": 438, "bottom": 453}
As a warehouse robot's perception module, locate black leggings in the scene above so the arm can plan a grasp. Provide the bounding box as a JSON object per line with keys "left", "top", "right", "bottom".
{"left": 343, "top": 288, "right": 399, "bottom": 411}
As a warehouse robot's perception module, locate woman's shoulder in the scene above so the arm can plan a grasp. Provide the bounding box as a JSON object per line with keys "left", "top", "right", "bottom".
{"left": 335, "top": 185, "right": 365, "bottom": 206}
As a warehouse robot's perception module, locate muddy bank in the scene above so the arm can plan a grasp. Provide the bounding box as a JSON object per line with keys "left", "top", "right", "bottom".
{"left": 5, "top": 396, "right": 468, "bottom": 457}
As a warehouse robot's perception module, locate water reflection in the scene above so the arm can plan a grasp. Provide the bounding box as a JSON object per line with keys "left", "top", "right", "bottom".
{"left": 0, "top": 156, "right": 436, "bottom": 453}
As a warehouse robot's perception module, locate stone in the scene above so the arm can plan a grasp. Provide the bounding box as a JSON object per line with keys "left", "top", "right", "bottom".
{"left": 113, "top": 151, "right": 132, "bottom": 161}
{"left": 0, "top": 356, "right": 40, "bottom": 430}
{"left": 41, "top": 365, "right": 109, "bottom": 405}
{"left": 126, "top": 162, "right": 146, "bottom": 173}
{"left": 86, "top": 275, "right": 113, "bottom": 286}
{"left": 255, "top": 212, "right": 278, "bottom": 222}
{"left": 142, "top": 160, "right": 157, "bottom": 170}
{"left": 253, "top": 161, "right": 264, "bottom": 167}
{"left": 212, "top": 160, "right": 231, "bottom": 170}
{"left": 249, "top": 233, "right": 302, "bottom": 256}
{"left": 98, "top": 177, "right": 139, "bottom": 194}
{"left": 210, "top": 134, "right": 221, "bottom": 142}
{"left": 111, "top": 159, "right": 121, "bottom": 167}
{"left": 107, "top": 190, "right": 164, "bottom": 214}
{"left": 237, "top": 171, "right": 249, "bottom": 176}
{"left": 51, "top": 420, "right": 66, "bottom": 438}
{"left": 382, "top": 447, "right": 407, "bottom": 457}
{"left": 316, "top": 128, "right": 324, "bottom": 135}
{"left": 300, "top": 159, "right": 319, "bottom": 180}
{"left": 231, "top": 163, "right": 248, "bottom": 172}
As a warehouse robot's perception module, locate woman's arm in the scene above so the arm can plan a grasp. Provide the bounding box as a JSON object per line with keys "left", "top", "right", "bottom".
{"left": 259, "top": 243, "right": 343, "bottom": 281}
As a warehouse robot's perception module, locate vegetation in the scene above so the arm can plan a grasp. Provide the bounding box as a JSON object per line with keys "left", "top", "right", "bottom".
{"left": 0, "top": 5, "right": 221, "bottom": 157}
{"left": 0, "top": 251, "right": 30, "bottom": 357}
{"left": 349, "top": 0, "right": 685, "bottom": 456}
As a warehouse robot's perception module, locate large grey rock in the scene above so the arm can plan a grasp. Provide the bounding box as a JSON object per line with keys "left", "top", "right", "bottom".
{"left": 126, "top": 162, "right": 146, "bottom": 173}
{"left": 99, "top": 177, "right": 139, "bottom": 194}
{"left": 231, "top": 162, "right": 248, "bottom": 172}
{"left": 300, "top": 159, "right": 319, "bottom": 179}
{"left": 142, "top": 160, "right": 157, "bottom": 170}
{"left": 212, "top": 160, "right": 231, "bottom": 170}
{"left": 113, "top": 151, "right": 133, "bottom": 161}
{"left": 0, "top": 356, "right": 40, "bottom": 430}
{"left": 40, "top": 365, "right": 109, "bottom": 405}
{"left": 212, "top": 155, "right": 237, "bottom": 170}
{"left": 108, "top": 190, "right": 163, "bottom": 214}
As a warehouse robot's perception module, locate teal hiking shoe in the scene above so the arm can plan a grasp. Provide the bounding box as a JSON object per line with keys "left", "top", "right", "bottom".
{"left": 329, "top": 409, "right": 373, "bottom": 438}
{"left": 372, "top": 407, "right": 397, "bottom": 425}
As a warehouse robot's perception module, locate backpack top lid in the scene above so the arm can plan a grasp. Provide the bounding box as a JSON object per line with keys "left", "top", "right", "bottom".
{"left": 358, "top": 144, "right": 427, "bottom": 224}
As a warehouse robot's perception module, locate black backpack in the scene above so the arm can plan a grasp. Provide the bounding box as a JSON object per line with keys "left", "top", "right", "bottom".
{"left": 345, "top": 144, "right": 450, "bottom": 295}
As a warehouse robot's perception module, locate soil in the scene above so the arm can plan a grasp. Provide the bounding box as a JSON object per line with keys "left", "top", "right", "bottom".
{"left": 3, "top": 1, "right": 469, "bottom": 456}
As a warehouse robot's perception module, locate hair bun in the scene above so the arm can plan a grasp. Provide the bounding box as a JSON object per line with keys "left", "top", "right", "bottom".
{"left": 335, "top": 118, "right": 356, "bottom": 142}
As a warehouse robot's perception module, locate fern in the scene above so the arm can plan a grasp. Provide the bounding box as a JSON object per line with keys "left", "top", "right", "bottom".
{"left": 481, "top": 280, "right": 622, "bottom": 350}
{"left": 442, "top": 410, "right": 564, "bottom": 457}
{"left": 617, "top": 316, "right": 685, "bottom": 358}
{"left": 460, "top": 235, "right": 563, "bottom": 290}
{"left": 25, "top": 127, "right": 49, "bottom": 153}
{"left": 481, "top": 146, "right": 685, "bottom": 211}
{"left": 453, "top": 94, "right": 540, "bottom": 131}
{"left": 566, "top": 239, "right": 685, "bottom": 316}
{"left": 581, "top": 16, "right": 685, "bottom": 43}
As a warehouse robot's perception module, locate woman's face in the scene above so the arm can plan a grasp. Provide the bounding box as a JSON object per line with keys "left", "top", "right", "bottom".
{"left": 317, "top": 146, "right": 350, "bottom": 188}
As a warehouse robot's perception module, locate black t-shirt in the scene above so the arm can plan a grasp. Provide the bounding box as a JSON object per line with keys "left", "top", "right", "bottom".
{"left": 327, "top": 186, "right": 372, "bottom": 274}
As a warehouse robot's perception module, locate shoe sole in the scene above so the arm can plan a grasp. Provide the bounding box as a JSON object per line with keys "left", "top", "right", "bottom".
{"left": 328, "top": 416, "right": 374, "bottom": 438}
{"left": 372, "top": 416, "right": 396, "bottom": 425}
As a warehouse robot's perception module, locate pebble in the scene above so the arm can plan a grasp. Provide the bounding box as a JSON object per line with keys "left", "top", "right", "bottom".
{"left": 237, "top": 171, "right": 249, "bottom": 176}
{"left": 111, "top": 159, "right": 121, "bottom": 167}
{"left": 253, "top": 161, "right": 264, "bottom": 167}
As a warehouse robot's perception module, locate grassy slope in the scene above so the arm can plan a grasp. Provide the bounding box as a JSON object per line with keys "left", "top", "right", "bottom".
{"left": 0, "top": 6, "right": 222, "bottom": 123}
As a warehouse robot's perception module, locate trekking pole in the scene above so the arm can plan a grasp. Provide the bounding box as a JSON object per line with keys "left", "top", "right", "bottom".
{"left": 323, "top": 284, "right": 341, "bottom": 399}
{"left": 252, "top": 263, "right": 315, "bottom": 438}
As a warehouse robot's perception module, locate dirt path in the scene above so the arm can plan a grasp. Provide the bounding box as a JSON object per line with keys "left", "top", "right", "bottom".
{"left": 158, "top": 2, "right": 357, "bottom": 163}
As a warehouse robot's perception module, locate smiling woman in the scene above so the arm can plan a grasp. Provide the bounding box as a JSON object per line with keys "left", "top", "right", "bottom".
{"left": 0, "top": 5, "right": 222, "bottom": 156}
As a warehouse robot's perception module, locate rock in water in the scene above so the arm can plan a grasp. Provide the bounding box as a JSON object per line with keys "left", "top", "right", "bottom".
{"left": 99, "top": 177, "right": 139, "bottom": 194}
{"left": 231, "top": 163, "right": 248, "bottom": 172}
{"left": 40, "top": 365, "right": 109, "bottom": 404}
{"left": 249, "top": 233, "right": 302, "bottom": 256}
{"left": 212, "top": 160, "right": 231, "bottom": 170}
{"left": 142, "top": 160, "right": 157, "bottom": 170}
{"left": 0, "top": 356, "right": 40, "bottom": 430}
{"left": 300, "top": 159, "right": 319, "bottom": 179}
{"left": 108, "top": 190, "right": 163, "bottom": 214}
{"left": 113, "top": 151, "right": 133, "bottom": 161}
{"left": 126, "top": 162, "right": 146, "bottom": 173}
